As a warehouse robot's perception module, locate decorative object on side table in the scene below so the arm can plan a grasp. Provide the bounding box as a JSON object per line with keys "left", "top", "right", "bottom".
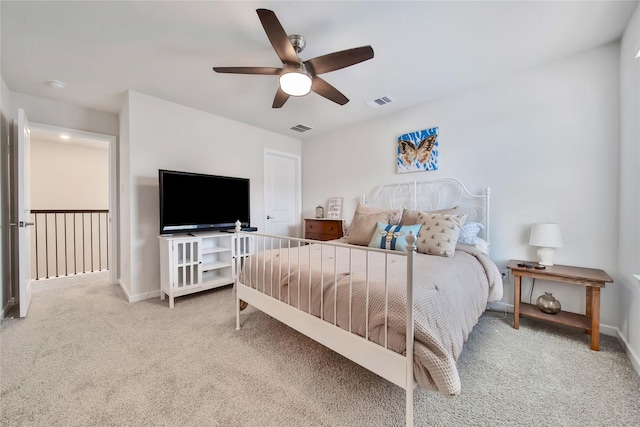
{"left": 536, "top": 292, "right": 561, "bottom": 314}
{"left": 315, "top": 205, "right": 324, "bottom": 218}
{"left": 326, "top": 197, "right": 343, "bottom": 219}
{"left": 529, "top": 223, "right": 563, "bottom": 266}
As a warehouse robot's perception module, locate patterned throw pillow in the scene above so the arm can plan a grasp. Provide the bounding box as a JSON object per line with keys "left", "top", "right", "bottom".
{"left": 347, "top": 203, "right": 402, "bottom": 246}
{"left": 457, "top": 222, "right": 484, "bottom": 245}
{"left": 367, "top": 222, "right": 422, "bottom": 252}
{"left": 415, "top": 213, "right": 467, "bottom": 257}
{"left": 400, "top": 206, "right": 460, "bottom": 226}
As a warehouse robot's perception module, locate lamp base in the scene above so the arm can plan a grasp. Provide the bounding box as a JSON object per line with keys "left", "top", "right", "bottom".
{"left": 537, "top": 247, "right": 556, "bottom": 266}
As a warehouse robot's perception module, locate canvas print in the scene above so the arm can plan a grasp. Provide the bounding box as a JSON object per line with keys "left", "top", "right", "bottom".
{"left": 397, "top": 127, "right": 439, "bottom": 173}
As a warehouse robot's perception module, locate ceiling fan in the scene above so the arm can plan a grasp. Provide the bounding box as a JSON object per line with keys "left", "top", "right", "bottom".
{"left": 213, "top": 8, "right": 374, "bottom": 108}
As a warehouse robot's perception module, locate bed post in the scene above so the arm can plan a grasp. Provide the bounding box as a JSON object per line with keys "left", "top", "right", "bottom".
{"left": 235, "top": 221, "right": 242, "bottom": 331}
{"left": 405, "top": 231, "right": 416, "bottom": 427}
{"left": 485, "top": 187, "right": 491, "bottom": 243}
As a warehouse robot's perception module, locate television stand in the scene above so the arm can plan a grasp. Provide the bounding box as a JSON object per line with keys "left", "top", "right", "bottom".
{"left": 158, "top": 232, "right": 252, "bottom": 308}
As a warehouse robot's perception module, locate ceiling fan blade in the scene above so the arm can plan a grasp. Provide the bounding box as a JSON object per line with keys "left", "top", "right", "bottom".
{"left": 305, "top": 46, "right": 374, "bottom": 75}
{"left": 257, "top": 9, "right": 299, "bottom": 65}
{"left": 272, "top": 87, "right": 290, "bottom": 108}
{"left": 213, "top": 67, "right": 281, "bottom": 75}
{"left": 311, "top": 77, "right": 349, "bottom": 105}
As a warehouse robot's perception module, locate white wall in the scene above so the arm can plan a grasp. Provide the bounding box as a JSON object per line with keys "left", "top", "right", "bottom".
{"left": 303, "top": 43, "right": 621, "bottom": 329}
{"left": 30, "top": 140, "right": 109, "bottom": 209}
{"left": 29, "top": 139, "right": 110, "bottom": 280}
{"left": 118, "top": 94, "right": 131, "bottom": 295}
{"left": 0, "top": 75, "right": 12, "bottom": 316}
{"left": 120, "top": 91, "right": 301, "bottom": 300}
{"left": 618, "top": 4, "right": 640, "bottom": 368}
{"left": 10, "top": 92, "right": 119, "bottom": 137}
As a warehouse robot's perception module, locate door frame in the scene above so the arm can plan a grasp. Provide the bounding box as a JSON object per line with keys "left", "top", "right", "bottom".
{"left": 29, "top": 122, "right": 118, "bottom": 286}
{"left": 264, "top": 149, "right": 301, "bottom": 237}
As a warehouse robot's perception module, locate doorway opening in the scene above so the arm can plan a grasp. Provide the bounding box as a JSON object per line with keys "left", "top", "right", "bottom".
{"left": 29, "top": 127, "right": 111, "bottom": 283}
{"left": 24, "top": 123, "right": 117, "bottom": 290}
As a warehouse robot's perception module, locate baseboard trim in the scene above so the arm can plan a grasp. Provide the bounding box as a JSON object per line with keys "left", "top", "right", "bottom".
{"left": 1, "top": 301, "right": 13, "bottom": 319}
{"left": 616, "top": 328, "right": 640, "bottom": 377}
{"left": 116, "top": 279, "right": 160, "bottom": 303}
{"left": 486, "top": 302, "right": 640, "bottom": 377}
{"left": 129, "top": 289, "right": 161, "bottom": 303}
{"left": 117, "top": 279, "right": 131, "bottom": 303}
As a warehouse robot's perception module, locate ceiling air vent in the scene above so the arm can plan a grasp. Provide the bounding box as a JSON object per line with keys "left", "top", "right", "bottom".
{"left": 290, "top": 123, "right": 314, "bottom": 133}
{"left": 367, "top": 95, "right": 394, "bottom": 108}
{"left": 367, "top": 96, "right": 393, "bottom": 108}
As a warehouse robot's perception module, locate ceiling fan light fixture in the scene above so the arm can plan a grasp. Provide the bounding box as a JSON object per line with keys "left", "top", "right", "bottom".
{"left": 279, "top": 66, "right": 312, "bottom": 96}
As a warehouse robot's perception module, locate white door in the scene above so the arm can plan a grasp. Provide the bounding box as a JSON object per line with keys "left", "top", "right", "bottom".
{"left": 264, "top": 150, "right": 301, "bottom": 237}
{"left": 16, "top": 109, "right": 33, "bottom": 317}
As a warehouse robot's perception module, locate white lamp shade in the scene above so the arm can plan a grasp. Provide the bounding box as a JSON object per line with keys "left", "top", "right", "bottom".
{"left": 279, "top": 71, "right": 312, "bottom": 96}
{"left": 529, "top": 223, "right": 563, "bottom": 248}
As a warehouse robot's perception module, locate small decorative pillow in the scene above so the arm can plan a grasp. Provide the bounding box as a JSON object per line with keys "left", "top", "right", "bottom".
{"left": 473, "top": 237, "right": 491, "bottom": 256}
{"left": 368, "top": 222, "right": 422, "bottom": 252}
{"left": 400, "top": 206, "right": 460, "bottom": 226}
{"left": 347, "top": 203, "right": 402, "bottom": 246}
{"left": 415, "top": 213, "right": 467, "bottom": 257}
{"left": 457, "top": 222, "right": 484, "bottom": 245}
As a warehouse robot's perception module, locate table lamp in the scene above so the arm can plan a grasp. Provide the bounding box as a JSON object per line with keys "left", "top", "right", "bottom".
{"left": 529, "top": 223, "right": 563, "bottom": 266}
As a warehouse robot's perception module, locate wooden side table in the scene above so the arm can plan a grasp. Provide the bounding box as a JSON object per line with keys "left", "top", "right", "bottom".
{"left": 304, "top": 218, "right": 343, "bottom": 241}
{"left": 507, "top": 260, "right": 613, "bottom": 351}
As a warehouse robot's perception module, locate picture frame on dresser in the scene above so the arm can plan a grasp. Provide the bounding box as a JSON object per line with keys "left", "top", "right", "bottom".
{"left": 326, "top": 197, "right": 343, "bottom": 219}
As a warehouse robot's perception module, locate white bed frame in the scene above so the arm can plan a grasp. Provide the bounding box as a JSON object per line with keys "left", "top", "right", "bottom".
{"left": 234, "top": 178, "right": 490, "bottom": 427}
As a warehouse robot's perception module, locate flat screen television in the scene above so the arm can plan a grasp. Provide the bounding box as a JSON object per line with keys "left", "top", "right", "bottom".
{"left": 159, "top": 169, "right": 250, "bottom": 234}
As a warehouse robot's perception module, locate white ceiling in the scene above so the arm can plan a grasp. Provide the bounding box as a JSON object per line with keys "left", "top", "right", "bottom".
{"left": 30, "top": 128, "right": 109, "bottom": 150}
{"left": 1, "top": 1, "right": 636, "bottom": 140}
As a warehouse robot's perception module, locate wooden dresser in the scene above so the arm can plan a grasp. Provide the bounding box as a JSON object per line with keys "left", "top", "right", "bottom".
{"left": 304, "top": 218, "right": 343, "bottom": 241}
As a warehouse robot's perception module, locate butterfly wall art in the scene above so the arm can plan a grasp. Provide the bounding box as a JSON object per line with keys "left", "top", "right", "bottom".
{"left": 397, "top": 127, "right": 439, "bottom": 173}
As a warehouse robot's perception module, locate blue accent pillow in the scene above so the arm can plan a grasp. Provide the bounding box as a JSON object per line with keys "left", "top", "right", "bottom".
{"left": 368, "top": 222, "right": 422, "bottom": 252}
{"left": 458, "top": 222, "right": 484, "bottom": 245}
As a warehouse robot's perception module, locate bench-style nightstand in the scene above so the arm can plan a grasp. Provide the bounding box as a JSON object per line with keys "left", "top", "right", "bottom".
{"left": 507, "top": 260, "right": 613, "bottom": 351}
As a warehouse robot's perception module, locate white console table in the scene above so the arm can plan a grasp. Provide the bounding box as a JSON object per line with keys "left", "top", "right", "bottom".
{"left": 159, "top": 232, "right": 251, "bottom": 308}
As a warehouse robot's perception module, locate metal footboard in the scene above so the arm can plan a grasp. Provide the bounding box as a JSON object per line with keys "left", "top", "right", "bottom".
{"left": 234, "top": 232, "right": 417, "bottom": 427}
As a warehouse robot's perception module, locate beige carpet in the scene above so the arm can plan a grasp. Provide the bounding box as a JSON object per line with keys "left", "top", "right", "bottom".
{"left": 1, "top": 272, "right": 639, "bottom": 426}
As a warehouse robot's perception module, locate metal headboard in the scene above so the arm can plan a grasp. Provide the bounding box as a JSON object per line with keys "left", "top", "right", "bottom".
{"left": 362, "top": 177, "right": 491, "bottom": 242}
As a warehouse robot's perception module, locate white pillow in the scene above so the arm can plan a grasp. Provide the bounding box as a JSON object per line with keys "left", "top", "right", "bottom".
{"left": 473, "top": 237, "right": 491, "bottom": 256}
{"left": 458, "top": 222, "right": 484, "bottom": 245}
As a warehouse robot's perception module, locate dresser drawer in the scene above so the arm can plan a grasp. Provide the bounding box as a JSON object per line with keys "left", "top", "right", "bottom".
{"left": 305, "top": 219, "right": 343, "bottom": 241}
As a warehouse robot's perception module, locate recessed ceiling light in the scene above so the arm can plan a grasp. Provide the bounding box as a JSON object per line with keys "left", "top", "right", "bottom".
{"left": 59, "top": 134, "right": 70, "bottom": 140}
{"left": 48, "top": 80, "right": 67, "bottom": 89}
{"left": 635, "top": 48, "right": 640, "bottom": 59}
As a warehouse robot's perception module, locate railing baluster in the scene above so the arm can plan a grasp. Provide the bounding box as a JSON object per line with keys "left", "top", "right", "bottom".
{"left": 29, "top": 209, "right": 109, "bottom": 280}
{"left": 82, "top": 213, "right": 86, "bottom": 274}
{"left": 64, "top": 213, "right": 68, "bottom": 276}
{"left": 90, "top": 213, "right": 94, "bottom": 272}
{"left": 54, "top": 213, "right": 59, "bottom": 277}
{"left": 45, "top": 214, "right": 49, "bottom": 279}
{"left": 73, "top": 213, "right": 77, "bottom": 275}
{"left": 105, "top": 212, "right": 109, "bottom": 270}
{"left": 98, "top": 212, "right": 102, "bottom": 271}
{"left": 34, "top": 213, "right": 39, "bottom": 280}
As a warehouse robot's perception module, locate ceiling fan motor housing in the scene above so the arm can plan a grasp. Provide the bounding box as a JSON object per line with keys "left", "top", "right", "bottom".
{"left": 288, "top": 34, "right": 306, "bottom": 54}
